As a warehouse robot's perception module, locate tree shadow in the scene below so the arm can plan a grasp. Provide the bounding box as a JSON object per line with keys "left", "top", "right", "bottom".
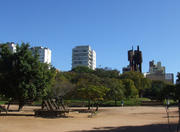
{"left": 0, "top": 113, "right": 74, "bottom": 119}
{"left": 0, "top": 113, "right": 34, "bottom": 117}
{"left": 34, "top": 115, "right": 74, "bottom": 119}
{"left": 70, "top": 123, "right": 178, "bottom": 132}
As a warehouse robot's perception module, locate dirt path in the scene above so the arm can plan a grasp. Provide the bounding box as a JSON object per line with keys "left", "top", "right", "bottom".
{"left": 0, "top": 106, "right": 178, "bottom": 132}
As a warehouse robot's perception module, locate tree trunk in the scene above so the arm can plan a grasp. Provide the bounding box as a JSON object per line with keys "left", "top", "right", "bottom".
{"left": 139, "top": 90, "right": 143, "bottom": 98}
{"left": 96, "top": 103, "right": 99, "bottom": 111}
{"left": 88, "top": 100, "right": 91, "bottom": 110}
{"left": 18, "top": 101, "right": 24, "bottom": 111}
{"left": 115, "top": 99, "right": 117, "bottom": 106}
{"left": 7, "top": 102, "right": 11, "bottom": 110}
{"left": 114, "top": 96, "right": 117, "bottom": 106}
{"left": 177, "top": 100, "right": 180, "bottom": 132}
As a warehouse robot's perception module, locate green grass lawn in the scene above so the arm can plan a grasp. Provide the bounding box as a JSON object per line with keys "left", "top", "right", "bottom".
{"left": 64, "top": 98, "right": 151, "bottom": 107}
{"left": 32, "top": 100, "right": 42, "bottom": 106}
{"left": 0, "top": 101, "right": 8, "bottom": 105}
{"left": 4, "top": 98, "right": 176, "bottom": 107}
{"left": 101, "top": 98, "right": 151, "bottom": 106}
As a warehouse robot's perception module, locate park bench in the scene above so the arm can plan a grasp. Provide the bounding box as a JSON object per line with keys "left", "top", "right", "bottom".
{"left": 34, "top": 99, "right": 69, "bottom": 117}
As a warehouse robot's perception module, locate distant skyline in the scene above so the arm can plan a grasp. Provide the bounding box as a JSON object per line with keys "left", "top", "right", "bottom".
{"left": 0, "top": 0, "right": 179, "bottom": 80}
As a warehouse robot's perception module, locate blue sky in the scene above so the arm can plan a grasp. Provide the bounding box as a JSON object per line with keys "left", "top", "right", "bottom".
{"left": 0, "top": 0, "right": 179, "bottom": 79}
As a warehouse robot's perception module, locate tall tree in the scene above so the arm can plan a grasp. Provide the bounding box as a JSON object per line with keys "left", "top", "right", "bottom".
{"left": 141, "top": 78, "right": 152, "bottom": 97}
{"left": 122, "top": 79, "right": 138, "bottom": 98}
{"left": 177, "top": 72, "right": 180, "bottom": 83}
{"left": 175, "top": 72, "right": 180, "bottom": 131}
{"left": 105, "top": 78, "right": 124, "bottom": 105}
{"left": 120, "top": 71, "right": 146, "bottom": 97}
{"left": 145, "top": 80, "right": 166, "bottom": 101}
{"left": 0, "top": 43, "right": 56, "bottom": 110}
{"left": 71, "top": 66, "right": 94, "bottom": 74}
{"left": 95, "top": 68, "right": 120, "bottom": 78}
{"left": 76, "top": 73, "right": 109, "bottom": 110}
{"left": 50, "top": 71, "right": 74, "bottom": 98}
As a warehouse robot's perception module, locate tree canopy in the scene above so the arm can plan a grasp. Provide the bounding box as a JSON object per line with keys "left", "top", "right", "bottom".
{"left": 0, "top": 43, "right": 56, "bottom": 109}
{"left": 1, "top": 44, "right": 177, "bottom": 110}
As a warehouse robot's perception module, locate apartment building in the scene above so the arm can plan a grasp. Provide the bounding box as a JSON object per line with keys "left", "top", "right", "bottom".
{"left": 146, "top": 60, "right": 174, "bottom": 84}
{"left": 30, "top": 46, "right": 51, "bottom": 64}
{"left": 72, "top": 45, "right": 96, "bottom": 70}
{"left": 149, "top": 60, "right": 165, "bottom": 74}
{"left": 0, "top": 42, "right": 16, "bottom": 53}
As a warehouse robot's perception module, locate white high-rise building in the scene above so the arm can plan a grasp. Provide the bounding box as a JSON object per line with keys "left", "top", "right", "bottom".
{"left": 30, "top": 46, "right": 51, "bottom": 64}
{"left": 0, "top": 43, "right": 51, "bottom": 64}
{"left": 72, "top": 45, "right": 96, "bottom": 70}
{"left": 0, "top": 42, "right": 16, "bottom": 53}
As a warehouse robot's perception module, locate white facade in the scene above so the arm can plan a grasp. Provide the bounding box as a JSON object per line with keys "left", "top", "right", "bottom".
{"left": 0, "top": 42, "right": 16, "bottom": 53}
{"left": 30, "top": 46, "right": 51, "bottom": 64}
{"left": 91, "top": 50, "right": 96, "bottom": 70}
{"left": 72, "top": 45, "right": 96, "bottom": 70}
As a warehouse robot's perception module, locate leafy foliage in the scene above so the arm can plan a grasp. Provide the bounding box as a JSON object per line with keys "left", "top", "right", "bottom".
{"left": 122, "top": 79, "right": 138, "bottom": 98}
{"left": 144, "top": 80, "right": 169, "bottom": 101}
{"left": 94, "top": 68, "right": 120, "bottom": 78}
{"left": 0, "top": 43, "right": 56, "bottom": 108}
{"left": 105, "top": 78, "right": 124, "bottom": 105}
{"left": 72, "top": 66, "right": 94, "bottom": 74}
{"left": 1, "top": 44, "right": 177, "bottom": 110}
{"left": 175, "top": 73, "right": 180, "bottom": 100}
{"left": 120, "top": 71, "right": 145, "bottom": 97}
{"left": 177, "top": 72, "right": 180, "bottom": 82}
{"left": 50, "top": 71, "right": 74, "bottom": 98}
{"left": 75, "top": 73, "right": 109, "bottom": 109}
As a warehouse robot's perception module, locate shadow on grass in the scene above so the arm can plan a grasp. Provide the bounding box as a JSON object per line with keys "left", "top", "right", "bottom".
{"left": 70, "top": 124, "right": 178, "bottom": 132}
